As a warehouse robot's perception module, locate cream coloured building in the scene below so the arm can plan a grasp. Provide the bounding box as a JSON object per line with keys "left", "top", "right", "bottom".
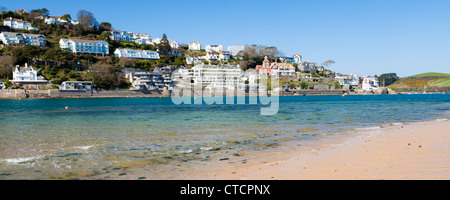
{"left": 174, "top": 64, "right": 243, "bottom": 89}
{"left": 60, "top": 38, "right": 109, "bottom": 56}
{"left": 114, "top": 48, "right": 160, "bottom": 60}
{"left": 188, "top": 41, "right": 201, "bottom": 50}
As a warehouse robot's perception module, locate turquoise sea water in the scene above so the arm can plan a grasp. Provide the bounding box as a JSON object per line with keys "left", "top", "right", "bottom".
{"left": 0, "top": 94, "right": 449, "bottom": 179}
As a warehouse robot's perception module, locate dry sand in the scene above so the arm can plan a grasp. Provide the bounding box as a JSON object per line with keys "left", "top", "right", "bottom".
{"left": 171, "top": 119, "right": 449, "bottom": 180}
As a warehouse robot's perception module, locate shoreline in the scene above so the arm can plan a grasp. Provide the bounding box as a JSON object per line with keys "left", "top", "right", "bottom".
{"left": 127, "top": 118, "right": 450, "bottom": 180}
{"left": 0, "top": 88, "right": 405, "bottom": 100}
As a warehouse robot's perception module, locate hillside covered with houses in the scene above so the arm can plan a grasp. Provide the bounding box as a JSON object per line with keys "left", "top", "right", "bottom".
{"left": 0, "top": 7, "right": 396, "bottom": 94}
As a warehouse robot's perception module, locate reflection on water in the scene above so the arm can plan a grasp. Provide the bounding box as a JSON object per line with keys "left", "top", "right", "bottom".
{"left": 0, "top": 94, "right": 449, "bottom": 179}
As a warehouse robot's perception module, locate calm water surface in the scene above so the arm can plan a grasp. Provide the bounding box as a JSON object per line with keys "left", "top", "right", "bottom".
{"left": 0, "top": 94, "right": 449, "bottom": 179}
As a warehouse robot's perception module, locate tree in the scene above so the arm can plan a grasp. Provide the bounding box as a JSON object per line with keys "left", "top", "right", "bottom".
{"left": 118, "top": 57, "right": 136, "bottom": 68}
{"left": 100, "top": 31, "right": 112, "bottom": 41}
{"left": 0, "top": 6, "right": 6, "bottom": 19}
{"left": 158, "top": 34, "right": 171, "bottom": 55}
{"left": 77, "top": 10, "right": 98, "bottom": 28}
{"left": 242, "top": 45, "right": 259, "bottom": 68}
{"left": 173, "top": 56, "right": 185, "bottom": 67}
{"left": 239, "top": 60, "right": 249, "bottom": 70}
{"left": 99, "top": 22, "right": 112, "bottom": 32}
{"left": 0, "top": 55, "right": 14, "bottom": 80}
{"left": 30, "top": 8, "right": 50, "bottom": 17}
{"left": 60, "top": 14, "right": 72, "bottom": 21}
{"left": 259, "top": 46, "right": 279, "bottom": 59}
{"left": 10, "top": 46, "right": 43, "bottom": 65}
{"left": 239, "top": 44, "right": 280, "bottom": 69}
{"left": 378, "top": 73, "right": 399, "bottom": 87}
{"left": 88, "top": 63, "right": 128, "bottom": 89}
{"left": 322, "top": 60, "right": 335, "bottom": 70}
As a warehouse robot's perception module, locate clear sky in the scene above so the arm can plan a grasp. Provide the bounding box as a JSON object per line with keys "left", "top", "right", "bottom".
{"left": 3, "top": 0, "right": 450, "bottom": 77}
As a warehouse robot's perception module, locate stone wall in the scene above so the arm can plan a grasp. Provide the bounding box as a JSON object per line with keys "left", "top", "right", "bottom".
{"left": 282, "top": 90, "right": 347, "bottom": 96}
{"left": 0, "top": 89, "right": 27, "bottom": 99}
{"left": 50, "top": 90, "right": 164, "bottom": 98}
{"left": 1, "top": 89, "right": 166, "bottom": 99}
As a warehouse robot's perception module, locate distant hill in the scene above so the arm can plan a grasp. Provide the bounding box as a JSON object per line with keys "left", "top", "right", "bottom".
{"left": 405, "top": 72, "right": 450, "bottom": 78}
{"left": 389, "top": 72, "right": 450, "bottom": 92}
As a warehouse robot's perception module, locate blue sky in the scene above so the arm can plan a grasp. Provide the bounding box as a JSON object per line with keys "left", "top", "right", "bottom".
{"left": 3, "top": 0, "right": 450, "bottom": 77}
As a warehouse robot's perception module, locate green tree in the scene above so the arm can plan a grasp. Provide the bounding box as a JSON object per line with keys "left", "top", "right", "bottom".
{"left": 158, "top": 34, "right": 171, "bottom": 55}
{"left": 11, "top": 46, "right": 42, "bottom": 65}
{"left": 0, "top": 55, "right": 14, "bottom": 80}
{"left": 0, "top": 6, "right": 6, "bottom": 20}
{"left": 100, "top": 31, "right": 112, "bottom": 41}
{"left": 88, "top": 63, "right": 125, "bottom": 89}
{"left": 99, "top": 22, "right": 112, "bottom": 32}
{"left": 378, "top": 73, "right": 399, "bottom": 87}
{"left": 30, "top": 8, "right": 50, "bottom": 17}
{"left": 173, "top": 56, "right": 185, "bottom": 67}
{"left": 300, "top": 82, "right": 308, "bottom": 89}
{"left": 60, "top": 14, "right": 72, "bottom": 21}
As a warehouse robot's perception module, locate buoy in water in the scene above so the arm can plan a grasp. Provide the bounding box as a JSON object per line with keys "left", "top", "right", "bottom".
{"left": 19, "top": 98, "right": 22, "bottom": 100}
{"left": 65, "top": 106, "right": 69, "bottom": 110}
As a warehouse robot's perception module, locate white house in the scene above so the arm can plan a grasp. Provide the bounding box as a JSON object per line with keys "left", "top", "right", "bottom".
{"left": 206, "top": 44, "right": 222, "bottom": 52}
{"left": 219, "top": 50, "right": 231, "bottom": 61}
{"left": 60, "top": 81, "right": 93, "bottom": 91}
{"left": 114, "top": 48, "right": 160, "bottom": 60}
{"left": 170, "top": 40, "right": 179, "bottom": 49}
{"left": 133, "top": 33, "right": 151, "bottom": 44}
{"left": 133, "top": 33, "right": 151, "bottom": 41}
{"left": 22, "top": 33, "right": 46, "bottom": 46}
{"left": 160, "top": 66, "right": 177, "bottom": 89}
{"left": 174, "top": 64, "right": 243, "bottom": 89}
{"left": 362, "top": 75, "right": 379, "bottom": 91}
{"left": 110, "top": 31, "right": 151, "bottom": 44}
{"left": 279, "top": 53, "right": 302, "bottom": 65}
{"left": 110, "top": 31, "right": 134, "bottom": 42}
{"left": 186, "top": 57, "right": 202, "bottom": 65}
{"left": 128, "top": 68, "right": 165, "bottom": 90}
{"left": 151, "top": 37, "right": 178, "bottom": 47}
{"left": 336, "top": 74, "right": 361, "bottom": 87}
{"left": 269, "top": 62, "right": 296, "bottom": 77}
{"left": 0, "top": 32, "right": 23, "bottom": 45}
{"left": 135, "top": 38, "right": 152, "bottom": 45}
{"left": 300, "top": 61, "right": 324, "bottom": 73}
{"left": 293, "top": 53, "right": 302, "bottom": 64}
{"left": 44, "top": 16, "right": 79, "bottom": 25}
{"left": 60, "top": 38, "right": 109, "bottom": 56}
{"left": 44, "top": 16, "right": 62, "bottom": 24}
{"left": 188, "top": 41, "right": 201, "bottom": 50}
{"left": 3, "top": 17, "right": 38, "bottom": 31}
{"left": 12, "top": 63, "right": 47, "bottom": 84}
{"left": 227, "top": 45, "right": 244, "bottom": 56}
{"left": 204, "top": 51, "right": 219, "bottom": 62}
{"left": 151, "top": 38, "right": 162, "bottom": 45}
{"left": 0, "top": 32, "right": 45, "bottom": 46}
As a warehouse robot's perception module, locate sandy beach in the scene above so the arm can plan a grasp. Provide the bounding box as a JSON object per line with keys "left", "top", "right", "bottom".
{"left": 167, "top": 119, "right": 449, "bottom": 180}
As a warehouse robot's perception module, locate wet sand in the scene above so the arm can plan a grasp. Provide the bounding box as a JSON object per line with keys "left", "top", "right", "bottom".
{"left": 167, "top": 119, "right": 449, "bottom": 180}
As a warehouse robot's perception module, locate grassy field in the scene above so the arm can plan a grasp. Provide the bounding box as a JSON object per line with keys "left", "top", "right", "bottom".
{"left": 390, "top": 72, "right": 450, "bottom": 92}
